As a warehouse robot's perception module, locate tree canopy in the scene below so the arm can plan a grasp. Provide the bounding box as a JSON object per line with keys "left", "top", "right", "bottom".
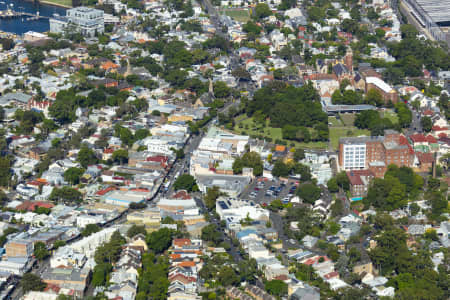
{"left": 246, "top": 82, "right": 328, "bottom": 141}
{"left": 173, "top": 174, "right": 197, "bottom": 192}
{"left": 232, "top": 152, "right": 263, "bottom": 176}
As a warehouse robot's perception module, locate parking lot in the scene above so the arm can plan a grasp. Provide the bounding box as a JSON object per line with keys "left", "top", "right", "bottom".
{"left": 240, "top": 178, "right": 300, "bottom": 206}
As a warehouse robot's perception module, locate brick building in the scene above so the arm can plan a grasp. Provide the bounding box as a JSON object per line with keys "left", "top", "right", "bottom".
{"left": 365, "top": 77, "right": 399, "bottom": 104}
{"left": 339, "top": 131, "right": 414, "bottom": 176}
{"left": 347, "top": 170, "right": 375, "bottom": 197}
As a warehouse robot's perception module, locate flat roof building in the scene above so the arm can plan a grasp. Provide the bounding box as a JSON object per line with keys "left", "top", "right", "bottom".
{"left": 50, "top": 7, "right": 104, "bottom": 37}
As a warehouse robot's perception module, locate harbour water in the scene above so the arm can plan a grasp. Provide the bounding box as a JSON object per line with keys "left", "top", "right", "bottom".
{"left": 0, "top": 0, "right": 66, "bottom": 35}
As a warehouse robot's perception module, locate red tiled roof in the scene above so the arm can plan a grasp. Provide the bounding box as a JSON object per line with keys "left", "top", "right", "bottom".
{"left": 409, "top": 134, "right": 427, "bottom": 143}
{"left": 168, "top": 273, "right": 197, "bottom": 284}
{"left": 423, "top": 109, "right": 433, "bottom": 116}
{"left": 346, "top": 170, "right": 374, "bottom": 186}
{"left": 274, "top": 274, "right": 289, "bottom": 281}
{"left": 173, "top": 238, "right": 191, "bottom": 247}
{"left": 324, "top": 271, "right": 339, "bottom": 279}
{"left": 417, "top": 152, "right": 434, "bottom": 164}
{"left": 178, "top": 261, "right": 196, "bottom": 267}
{"left": 302, "top": 256, "right": 330, "bottom": 265}
{"left": 130, "top": 188, "right": 150, "bottom": 192}
{"left": 425, "top": 135, "right": 437, "bottom": 144}
{"left": 147, "top": 155, "right": 168, "bottom": 163}
{"left": 27, "top": 180, "right": 47, "bottom": 187}
{"left": 399, "top": 135, "right": 415, "bottom": 154}
{"left": 170, "top": 254, "right": 181, "bottom": 260}
{"left": 96, "top": 186, "right": 116, "bottom": 196}
{"left": 432, "top": 125, "right": 448, "bottom": 131}
{"left": 172, "top": 190, "right": 191, "bottom": 200}
{"left": 16, "top": 201, "right": 54, "bottom": 212}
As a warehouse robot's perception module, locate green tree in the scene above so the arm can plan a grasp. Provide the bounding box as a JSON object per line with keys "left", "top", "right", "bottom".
{"left": 421, "top": 116, "right": 432, "bottom": 132}
{"left": 204, "top": 186, "right": 221, "bottom": 210}
{"left": 91, "top": 263, "right": 112, "bottom": 287}
{"left": 94, "top": 230, "right": 126, "bottom": 264}
{"left": 173, "top": 174, "right": 197, "bottom": 192}
{"left": 366, "top": 89, "right": 384, "bottom": 106}
{"left": 147, "top": 228, "right": 174, "bottom": 254}
{"left": 327, "top": 178, "right": 339, "bottom": 193}
{"left": 272, "top": 160, "right": 290, "bottom": 178}
{"left": 127, "top": 224, "right": 146, "bottom": 238}
{"left": 53, "top": 240, "right": 66, "bottom": 249}
{"left": 201, "top": 224, "right": 222, "bottom": 245}
{"left": 265, "top": 279, "right": 288, "bottom": 297}
{"left": 336, "top": 171, "right": 350, "bottom": 191}
{"left": 20, "top": 273, "right": 46, "bottom": 293}
{"left": 134, "top": 128, "right": 150, "bottom": 140}
{"left": 49, "top": 186, "right": 83, "bottom": 203}
{"left": 395, "top": 102, "right": 412, "bottom": 128}
{"left": 254, "top": 3, "right": 272, "bottom": 19}
{"left": 217, "top": 265, "right": 239, "bottom": 286}
{"left": 112, "top": 149, "right": 128, "bottom": 164}
{"left": 308, "top": 6, "right": 325, "bottom": 22}
{"left": 81, "top": 224, "right": 101, "bottom": 237}
{"left": 269, "top": 199, "right": 283, "bottom": 212}
{"left": 64, "top": 167, "right": 84, "bottom": 185}
{"left": 78, "top": 144, "right": 98, "bottom": 168}
{"left": 33, "top": 241, "right": 49, "bottom": 261}
{"left": 0, "top": 157, "right": 11, "bottom": 187}
{"left": 293, "top": 148, "right": 305, "bottom": 161}
{"left": 213, "top": 81, "right": 231, "bottom": 98}
{"left": 296, "top": 183, "right": 321, "bottom": 204}
{"left": 233, "top": 152, "right": 263, "bottom": 176}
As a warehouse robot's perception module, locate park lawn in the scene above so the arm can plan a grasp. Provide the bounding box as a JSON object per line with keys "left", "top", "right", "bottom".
{"left": 234, "top": 116, "right": 328, "bottom": 149}
{"left": 41, "top": 0, "right": 72, "bottom": 7}
{"left": 381, "top": 109, "right": 399, "bottom": 124}
{"left": 330, "top": 127, "right": 371, "bottom": 149}
{"left": 339, "top": 113, "right": 356, "bottom": 126}
{"left": 328, "top": 116, "right": 342, "bottom": 127}
{"left": 223, "top": 9, "right": 250, "bottom": 22}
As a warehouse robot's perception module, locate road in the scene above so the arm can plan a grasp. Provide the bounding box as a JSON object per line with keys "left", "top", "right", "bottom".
{"left": 408, "top": 105, "right": 422, "bottom": 134}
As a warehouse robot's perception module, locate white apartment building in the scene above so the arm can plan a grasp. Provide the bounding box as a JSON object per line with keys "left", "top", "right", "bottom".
{"left": 341, "top": 142, "right": 366, "bottom": 170}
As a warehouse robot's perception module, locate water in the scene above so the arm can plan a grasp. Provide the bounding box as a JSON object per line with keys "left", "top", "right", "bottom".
{"left": 0, "top": 0, "right": 67, "bottom": 35}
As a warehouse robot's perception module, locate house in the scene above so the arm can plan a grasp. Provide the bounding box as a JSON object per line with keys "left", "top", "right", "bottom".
{"left": 246, "top": 285, "right": 276, "bottom": 300}
{"left": 353, "top": 260, "right": 374, "bottom": 276}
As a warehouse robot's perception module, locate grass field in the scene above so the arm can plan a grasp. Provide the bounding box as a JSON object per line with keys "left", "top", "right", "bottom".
{"left": 40, "top": 0, "right": 72, "bottom": 7}
{"left": 330, "top": 127, "right": 371, "bottom": 149}
{"left": 381, "top": 110, "right": 399, "bottom": 124}
{"left": 328, "top": 116, "right": 342, "bottom": 127}
{"left": 339, "top": 113, "right": 356, "bottom": 127}
{"left": 234, "top": 116, "right": 327, "bottom": 149}
{"left": 223, "top": 9, "right": 251, "bottom": 22}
